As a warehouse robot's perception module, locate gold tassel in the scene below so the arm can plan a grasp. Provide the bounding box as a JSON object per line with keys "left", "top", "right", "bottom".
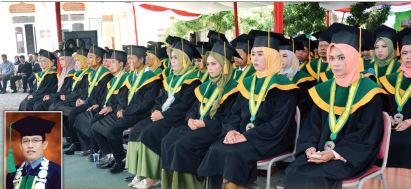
{"left": 223, "top": 42, "right": 228, "bottom": 74}
{"left": 396, "top": 42, "right": 400, "bottom": 57}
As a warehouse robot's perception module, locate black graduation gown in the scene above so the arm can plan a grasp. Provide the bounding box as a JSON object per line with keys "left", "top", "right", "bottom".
{"left": 128, "top": 80, "right": 201, "bottom": 155}
{"left": 285, "top": 95, "right": 384, "bottom": 189}
{"left": 161, "top": 90, "right": 238, "bottom": 175}
{"left": 19, "top": 73, "right": 58, "bottom": 111}
{"left": 92, "top": 79, "right": 162, "bottom": 140}
{"left": 6, "top": 161, "right": 61, "bottom": 189}
{"left": 197, "top": 88, "right": 298, "bottom": 186}
{"left": 67, "top": 73, "right": 112, "bottom": 147}
{"left": 34, "top": 76, "right": 74, "bottom": 111}
{"left": 382, "top": 77, "right": 411, "bottom": 169}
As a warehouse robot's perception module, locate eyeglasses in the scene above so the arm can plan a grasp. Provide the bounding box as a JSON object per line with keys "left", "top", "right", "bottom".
{"left": 21, "top": 139, "right": 44, "bottom": 145}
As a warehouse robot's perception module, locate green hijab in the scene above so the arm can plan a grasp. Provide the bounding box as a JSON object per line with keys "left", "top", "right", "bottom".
{"left": 373, "top": 37, "right": 396, "bottom": 67}
{"left": 203, "top": 51, "right": 234, "bottom": 118}
{"left": 170, "top": 48, "right": 194, "bottom": 75}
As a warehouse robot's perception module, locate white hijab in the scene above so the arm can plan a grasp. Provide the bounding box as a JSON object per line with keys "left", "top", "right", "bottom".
{"left": 280, "top": 50, "right": 300, "bottom": 79}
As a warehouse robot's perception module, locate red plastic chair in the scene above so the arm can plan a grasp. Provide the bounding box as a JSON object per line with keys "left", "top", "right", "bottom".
{"left": 342, "top": 112, "right": 391, "bottom": 189}
{"left": 257, "top": 107, "right": 301, "bottom": 189}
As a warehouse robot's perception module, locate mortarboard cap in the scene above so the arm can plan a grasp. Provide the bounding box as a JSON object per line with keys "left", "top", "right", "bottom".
{"left": 397, "top": 28, "right": 411, "bottom": 49}
{"left": 75, "top": 48, "right": 89, "bottom": 57}
{"left": 195, "top": 42, "right": 211, "bottom": 56}
{"left": 125, "top": 45, "right": 147, "bottom": 57}
{"left": 374, "top": 25, "right": 397, "bottom": 48}
{"left": 110, "top": 50, "right": 127, "bottom": 63}
{"left": 12, "top": 116, "right": 55, "bottom": 138}
{"left": 89, "top": 45, "right": 106, "bottom": 58}
{"left": 207, "top": 30, "right": 228, "bottom": 47}
{"left": 38, "top": 49, "right": 56, "bottom": 61}
{"left": 249, "top": 30, "right": 286, "bottom": 50}
{"left": 230, "top": 34, "right": 254, "bottom": 54}
{"left": 328, "top": 23, "right": 373, "bottom": 51}
{"left": 171, "top": 38, "right": 202, "bottom": 60}
{"left": 58, "top": 49, "right": 74, "bottom": 57}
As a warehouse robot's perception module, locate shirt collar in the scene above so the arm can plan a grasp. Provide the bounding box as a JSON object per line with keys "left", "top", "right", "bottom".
{"left": 237, "top": 65, "right": 247, "bottom": 72}
{"left": 25, "top": 156, "right": 44, "bottom": 169}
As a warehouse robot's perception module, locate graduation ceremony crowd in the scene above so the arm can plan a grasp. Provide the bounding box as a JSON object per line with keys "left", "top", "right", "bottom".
{"left": 14, "top": 21, "right": 411, "bottom": 189}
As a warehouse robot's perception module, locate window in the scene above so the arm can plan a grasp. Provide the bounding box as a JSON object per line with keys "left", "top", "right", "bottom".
{"left": 15, "top": 27, "right": 25, "bottom": 54}
{"left": 12, "top": 16, "right": 35, "bottom": 24}
{"left": 400, "top": 17, "right": 411, "bottom": 29}
{"left": 61, "top": 13, "right": 85, "bottom": 32}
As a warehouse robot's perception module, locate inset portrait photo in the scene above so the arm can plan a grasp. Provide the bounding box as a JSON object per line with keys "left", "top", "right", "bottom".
{"left": 4, "top": 111, "right": 62, "bottom": 189}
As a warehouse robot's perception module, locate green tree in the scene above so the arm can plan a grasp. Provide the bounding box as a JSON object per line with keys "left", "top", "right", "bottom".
{"left": 283, "top": 3, "right": 326, "bottom": 36}
{"left": 346, "top": 3, "right": 391, "bottom": 30}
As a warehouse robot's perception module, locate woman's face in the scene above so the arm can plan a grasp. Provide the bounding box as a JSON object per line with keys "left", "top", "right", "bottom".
{"left": 59, "top": 56, "right": 67, "bottom": 68}
{"left": 194, "top": 58, "right": 203, "bottom": 69}
{"left": 401, "top": 45, "right": 411, "bottom": 68}
{"left": 38, "top": 56, "right": 50, "bottom": 70}
{"left": 328, "top": 47, "right": 347, "bottom": 77}
{"left": 374, "top": 39, "right": 390, "bottom": 60}
{"left": 251, "top": 47, "right": 267, "bottom": 71}
{"left": 206, "top": 55, "right": 222, "bottom": 78}
{"left": 279, "top": 50, "right": 289, "bottom": 69}
{"left": 109, "top": 60, "right": 122, "bottom": 74}
{"left": 170, "top": 51, "right": 181, "bottom": 71}
{"left": 74, "top": 59, "right": 82, "bottom": 71}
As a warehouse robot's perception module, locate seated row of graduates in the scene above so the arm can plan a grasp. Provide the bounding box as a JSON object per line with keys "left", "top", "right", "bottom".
{"left": 18, "top": 22, "right": 411, "bottom": 189}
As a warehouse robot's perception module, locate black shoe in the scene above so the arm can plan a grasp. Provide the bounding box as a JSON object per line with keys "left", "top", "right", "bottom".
{"left": 1, "top": 91, "right": 6, "bottom": 94}
{"left": 23, "top": 89, "right": 27, "bottom": 93}
{"left": 64, "top": 144, "right": 77, "bottom": 155}
{"left": 12, "top": 90, "right": 17, "bottom": 93}
{"left": 63, "top": 141, "right": 72, "bottom": 149}
{"left": 124, "top": 176, "right": 134, "bottom": 182}
{"left": 110, "top": 162, "right": 125, "bottom": 174}
{"left": 97, "top": 159, "right": 115, "bottom": 169}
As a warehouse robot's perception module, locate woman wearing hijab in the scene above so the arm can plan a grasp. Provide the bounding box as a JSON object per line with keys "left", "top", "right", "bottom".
{"left": 285, "top": 23, "right": 386, "bottom": 189}
{"left": 364, "top": 25, "right": 401, "bottom": 83}
{"left": 159, "top": 40, "right": 240, "bottom": 189}
{"left": 197, "top": 30, "right": 298, "bottom": 189}
{"left": 34, "top": 49, "right": 76, "bottom": 111}
{"left": 376, "top": 28, "right": 411, "bottom": 189}
{"left": 19, "top": 49, "right": 58, "bottom": 111}
{"left": 125, "top": 38, "right": 201, "bottom": 188}
{"left": 146, "top": 43, "right": 166, "bottom": 76}
{"left": 280, "top": 40, "right": 316, "bottom": 119}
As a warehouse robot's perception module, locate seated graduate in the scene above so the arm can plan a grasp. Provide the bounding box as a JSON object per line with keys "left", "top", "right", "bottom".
{"left": 161, "top": 36, "right": 178, "bottom": 79}
{"left": 19, "top": 49, "right": 58, "bottom": 111}
{"left": 279, "top": 38, "right": 316, "bottom": 118}
{"left": 230, "top": 34, "right": 256, "bottom": 82}
{"left": 299, "top": 31, "right": 331, "bottom": 82}
{"left": 72, "top": 50, "right": 128, "bottom": 158}
{"left": 378, "top": 28, "right": 411, "bottom": 189}
{"left": 364, "top": 25, "right": 401, "bottom": 83}
{"left": 319, "top": 29, "right": 374, "bottom": 83}
{"left": 6, "top": 116, "right": 61, "bottom": 189}
{"left": 125, "top": 38, "right": 201, "bottom": 188}
{"left": 146, "top": 41, "right": 167, "bottom": 76}
{"left": 92, "top": 45, "right": 162, "bottom": 173}
{"left": 197, "top": 30, "right": 299, "bottom": 189}
{"left": 49, "top": 48, "right": 91, "bottom": 149}
{"left": 34, "top": 49, "right": 76, "bottom": 111}
{"left": 194, "top": 41, "right": 211, "bottom": 83}
{"left": 285, "top": 23, "right": 387, "bottom": 189}
{"left": 160, "top": 40, "right": 241, "bottom": 189}
{"left": 64, "top": 45, "right": 113, "bottom": 155}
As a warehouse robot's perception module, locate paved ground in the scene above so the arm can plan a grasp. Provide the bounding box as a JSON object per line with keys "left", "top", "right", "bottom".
{"left": 0, "top": 92, "right": 287, "bottom": 189}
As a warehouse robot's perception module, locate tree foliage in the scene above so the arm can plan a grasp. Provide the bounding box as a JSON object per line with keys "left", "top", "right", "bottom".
{"left": 346, "top": 2, "right": 391, "bottom": 30}
{"left": 283, "top": 3, "right": 326, "bottom": 36}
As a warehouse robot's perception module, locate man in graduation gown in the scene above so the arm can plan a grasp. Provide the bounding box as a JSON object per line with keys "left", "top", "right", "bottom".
{"left": 72, "top": 50, "right": 127, "bottom": 158}
{"left": 34, "top": 49, "right": 76, "bottom": 111}
{"left": 92, "top": 46, "right": 162, "bottom": 173}
{"left": 230, "top": 34, "right": 256, "bottom": 82}
{"left": 6, "top": 116, "right": 61, "bottom": 189}
{"left": 198, "top": 30, "right": 298, "bottom": 188}
{"left": 285, "top": 23, "right": 386, "bottom": 189}
{"left": 19, "top": 49, "right": 58, "bottom": 111}
{"left": 64, "top": 45, "right": 113, "bottom": 155}
{"left": 300, "top": 30, "right": 332, "bottom": 82}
